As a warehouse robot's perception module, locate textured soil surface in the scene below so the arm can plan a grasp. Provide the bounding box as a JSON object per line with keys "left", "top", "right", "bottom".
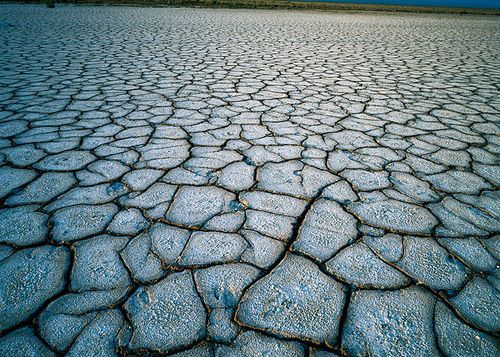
{"left": 0, "top": 4, "right": 498, "bottom": 356}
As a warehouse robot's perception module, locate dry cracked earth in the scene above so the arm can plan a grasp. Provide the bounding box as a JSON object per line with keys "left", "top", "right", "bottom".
{"left": 0, "top": 4, "right": 499, "bottom": 356}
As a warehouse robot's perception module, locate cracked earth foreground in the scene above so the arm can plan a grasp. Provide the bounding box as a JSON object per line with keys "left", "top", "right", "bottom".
{"left": 0, "top": 4, "right": 499, "bottom": 356}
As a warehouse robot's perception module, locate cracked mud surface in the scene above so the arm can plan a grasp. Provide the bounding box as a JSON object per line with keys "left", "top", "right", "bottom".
{"left": 0, "top": 4, "right": 499, "bottom": 356}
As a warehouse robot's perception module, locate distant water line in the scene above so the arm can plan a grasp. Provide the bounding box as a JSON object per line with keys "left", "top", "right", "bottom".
{"left": 292, "top": 0, "right": 500, "bottom": 9}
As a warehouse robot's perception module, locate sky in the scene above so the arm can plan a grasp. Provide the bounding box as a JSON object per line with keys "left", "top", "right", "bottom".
{"left": 299, "top": 0, "right": 500, "bottom": 9}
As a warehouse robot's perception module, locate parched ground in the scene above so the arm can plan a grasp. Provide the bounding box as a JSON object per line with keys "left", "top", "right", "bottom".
{"left": 0, "top": 4, "right": 499, "bottom": 356}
